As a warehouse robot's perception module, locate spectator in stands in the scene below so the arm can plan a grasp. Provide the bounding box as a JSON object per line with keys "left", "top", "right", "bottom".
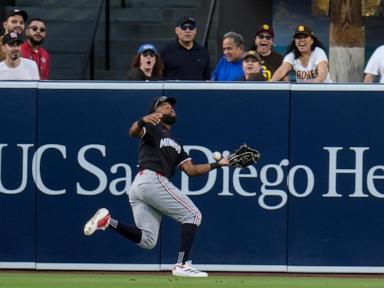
{"left": 0, "top": 32, "right": 39, "bottom": 80}
{"left": 0, "top": 8, "right": 28, "bottom": 61}
{"left": 21, "top": 18, "right": 50, "bottom": 80}
{"left": 211, "top": 31, "right": 244, "bottom": 81}
{"left": 249, "top": 24, "right": 285, "bottom": 81}
{"left": 363, "top": 45, "right": 384, "bottom": 83}
{"left": 271, "top": 25, "right": 332, "bottom": 83}
{"left": 161, "top": 16, "right": 210, "bottom": 80}
{"left": 127, "top": 43, "right": 163, "bottom": 81}
{"left": 241, "top": 50, "right": 267, "bottom": 81}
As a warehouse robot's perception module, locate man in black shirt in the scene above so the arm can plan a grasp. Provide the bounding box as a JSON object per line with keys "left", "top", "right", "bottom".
{"left": 84, "top": 96, "right": 229, "bottom": 277}
{"left": 161, "top": 16, "right": 211, "bottom": 80}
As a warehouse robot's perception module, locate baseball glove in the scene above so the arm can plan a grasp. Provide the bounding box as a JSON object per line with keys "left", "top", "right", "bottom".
{"left": 228, "top": 144, "right": 260, "bottom": 168}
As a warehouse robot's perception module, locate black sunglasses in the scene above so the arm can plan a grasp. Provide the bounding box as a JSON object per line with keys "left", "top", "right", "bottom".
{"left": 29, "top": 26, "right": 46, "bottom": 32}
{"left": 141, "top": 50, "right": 156, "bottom": 57}
{"left": 179, "top": 23, "right": 196, "bottom": 31}
{"left": 258, "top": 34, "right": 272, "bottom": 40}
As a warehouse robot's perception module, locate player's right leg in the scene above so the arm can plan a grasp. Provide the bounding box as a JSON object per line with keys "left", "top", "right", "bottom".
{"left": 83, "top": 172, "right": 161, "bottom": 248}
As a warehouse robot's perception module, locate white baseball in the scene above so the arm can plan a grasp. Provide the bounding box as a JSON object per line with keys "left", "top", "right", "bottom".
{"left": 213, "top": 151, "right": 222, "bottom": 161}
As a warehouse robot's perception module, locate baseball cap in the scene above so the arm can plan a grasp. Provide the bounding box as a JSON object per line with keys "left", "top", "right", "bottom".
{"left": 176, "top": 16, "right": 196, "bottom": 27}
{"left": 256, "top": 24, "right": 274, "bottom": 38}
{"left": 294, "top": 25, "right": 313, "bottom": 37}
{"left": 4, "top": 8, "right": 28, "bottom": 21}
{"left": 137, "top": 43, "right": 158, "bottom": 54}
{"left": 150, "top": 96, "right": 176, "bottom": 112}
{"left": 2, "top": 32, "right": 24, "bottom": 45}
{"left": 243, "top": 50, "right": 263, "bottom": 63}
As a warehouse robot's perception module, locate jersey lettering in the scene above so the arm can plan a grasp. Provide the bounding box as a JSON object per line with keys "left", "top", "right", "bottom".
{"left": 296, "top": 69, "right": 318, "bottom": 80}
{"left": 261, "top": 65, "right": 272, "bottom": 80}
{"left": 160, "top": 138, "right": 181, "bottom": 154}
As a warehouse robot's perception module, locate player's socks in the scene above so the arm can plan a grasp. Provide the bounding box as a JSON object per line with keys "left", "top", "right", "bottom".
{"left": 178, "top": 223, "right": 197, "bottom": 264}
{"left": 109, "top": 218, "right": 142, "bottom": 243}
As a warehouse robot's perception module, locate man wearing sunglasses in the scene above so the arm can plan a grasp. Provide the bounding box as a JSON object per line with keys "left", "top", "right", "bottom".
{"left": 0, "top": 8, "right": 28, "bottom": 61}
{"left": 21, "top": 18, "right": 50, "bottom": 80}
{"left": 249, "top": 24, "right": 285, "bottom": 81}
{"left": 161, "top": 16, "right": 210, "bottom": 80}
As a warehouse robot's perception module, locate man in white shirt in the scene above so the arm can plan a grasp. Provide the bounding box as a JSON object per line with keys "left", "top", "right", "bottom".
{"left": 0, "top": 31, "right": 39, "bottom": 80}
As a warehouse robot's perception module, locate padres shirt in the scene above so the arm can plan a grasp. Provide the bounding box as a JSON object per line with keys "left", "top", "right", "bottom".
{"left": 139, "top": 123, "right": 191, "bottom": 178}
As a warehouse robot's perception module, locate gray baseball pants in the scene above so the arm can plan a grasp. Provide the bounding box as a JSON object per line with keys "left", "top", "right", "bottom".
{"left": 128, "top": 169, "right": 202, "bottom": 249}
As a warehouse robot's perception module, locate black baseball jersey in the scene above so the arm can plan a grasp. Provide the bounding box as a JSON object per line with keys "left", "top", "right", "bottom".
{"left": 138, "top": 123, "right": 191, "bottom": 178}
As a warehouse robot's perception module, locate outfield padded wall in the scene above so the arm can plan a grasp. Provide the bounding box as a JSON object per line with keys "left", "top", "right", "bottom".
{"left": 0, "top": 82, "right": 383, "bottom": 272}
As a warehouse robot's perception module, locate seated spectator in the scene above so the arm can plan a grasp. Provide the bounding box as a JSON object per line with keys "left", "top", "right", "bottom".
{"left": 271, "top": 25, "right": 332, "bottom": 83}
{"left": 161, "top": 16, "right": 210, "bottom": 80}
{"left": 21, "top": 18, "right": 50, "bottom": 80}
{"left": 211, "top": 31, "right": 244, "bottom": 81}
{"left": 0, "top": 32, "right": 39, "bottom": 80}
{"left": 363, "top": 45, "right": 384, "bottom": 83}
{"left": 127, "top": 43, "right": 163, "bottom": 81}
{"left": 241, "top": 50, "right": 267, "bottom": 81}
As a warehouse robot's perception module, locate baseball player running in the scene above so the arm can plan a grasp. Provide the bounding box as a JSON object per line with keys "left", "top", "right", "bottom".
{"left": 84, "top": 96, "right": 229, "bottom": 277}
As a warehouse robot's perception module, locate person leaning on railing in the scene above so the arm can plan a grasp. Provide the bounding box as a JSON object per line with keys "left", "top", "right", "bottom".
{"left": 270, "top": 25, "right": 332, "bottom": 83}
{"left": 363, "top": 45, "right": 384, "bottom": 83}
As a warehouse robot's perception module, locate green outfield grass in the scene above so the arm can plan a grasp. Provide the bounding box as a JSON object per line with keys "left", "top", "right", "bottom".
{"left": 1, "top": 272, "right": 384, "bottom": 288}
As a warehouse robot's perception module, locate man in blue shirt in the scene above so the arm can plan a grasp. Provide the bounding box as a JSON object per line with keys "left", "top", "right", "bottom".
{"left": 211, "top": 31, "right": 245, "bottom": 81}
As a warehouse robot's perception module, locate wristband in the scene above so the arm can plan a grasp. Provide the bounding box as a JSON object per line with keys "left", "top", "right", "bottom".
{"left": 210, "top": 162, "right": 220, "bottom": 170}
{"left": 137, "top": 118, "right": 145, "bottom": 128}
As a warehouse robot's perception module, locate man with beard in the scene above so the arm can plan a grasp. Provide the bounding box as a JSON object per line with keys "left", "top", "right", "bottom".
{"left": 161, "top": 16, "right": 210, "bottom": 80}
{"left": 84, "top": 96, "right": 229, "bottom": 277}
{"left": 0, "top": 8, "right": 28, "bottom": 61}
{"left": 0, "top": 32, "right": 39, "bottom": 80}
{"left": 21, "top": 18, "right": 50, "bottom": 80}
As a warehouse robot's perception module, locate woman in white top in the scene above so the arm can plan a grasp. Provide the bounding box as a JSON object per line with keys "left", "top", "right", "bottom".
{"left": 271, "top": 25, "right": 332, "bottom": 83}
{"left": 363, "top": 45, "right": 384, "bottom": 83}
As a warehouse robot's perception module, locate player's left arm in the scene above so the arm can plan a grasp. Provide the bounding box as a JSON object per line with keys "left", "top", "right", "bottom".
{"left": 313, "top": 61, "right": 328, "bottom": 83}
{"left": 180, "top": 158, "right": 229, "bottom": 177}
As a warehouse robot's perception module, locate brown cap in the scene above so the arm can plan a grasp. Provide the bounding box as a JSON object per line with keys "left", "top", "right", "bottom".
{"left": 294, "top": 25, "right": 313, "bottom": 37}
{"left": 256, "top": 24, "right": 274, "bottom": 38}
{"left": 243, "top": 50, "right": 263, "bottom": 63}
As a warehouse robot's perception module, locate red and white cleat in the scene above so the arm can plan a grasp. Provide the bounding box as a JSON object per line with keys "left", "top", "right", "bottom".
{"left": 84, "top": 208, "right": 111, "bottom": 236}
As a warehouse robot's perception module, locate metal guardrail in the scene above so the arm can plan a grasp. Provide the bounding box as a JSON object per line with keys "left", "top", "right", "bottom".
{"left": 202, "top": 0, "right": 216, "bottom": 48}
{"left": 81, "top": 0, "right": 215, "bottom": 79}
{"left": 81, "top": 0, "right": 110, "bottom": 79}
